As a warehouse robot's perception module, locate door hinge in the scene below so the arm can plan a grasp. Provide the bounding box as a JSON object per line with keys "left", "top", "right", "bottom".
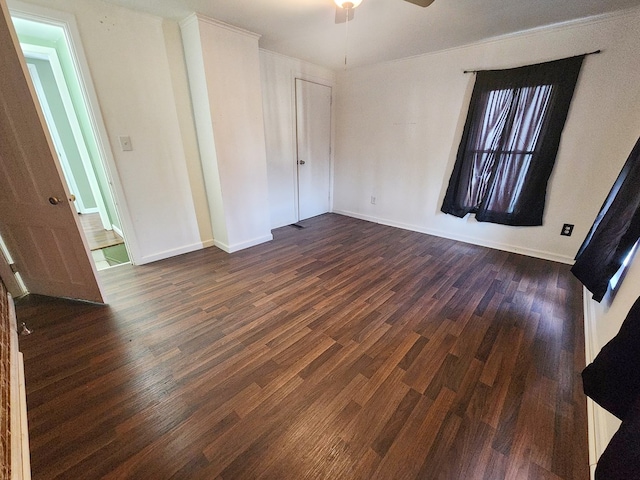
{"left": 9, "top": 263, "right": 18, "bottom": 274}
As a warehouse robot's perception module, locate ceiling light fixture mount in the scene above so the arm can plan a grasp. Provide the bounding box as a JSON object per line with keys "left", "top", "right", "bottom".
{"left": 334, "top": 0, "right": 363, "bottom": 9}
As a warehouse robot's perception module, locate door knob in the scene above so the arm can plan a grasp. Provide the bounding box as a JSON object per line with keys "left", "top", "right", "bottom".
{"left": 69, "top": 194, "right": 76, "bottom": 202}
{"left": 49, "top": 196, "right": 62, "bottom": 205}
{"left": 298, "top": 160, "right": 306, "bottom": 165}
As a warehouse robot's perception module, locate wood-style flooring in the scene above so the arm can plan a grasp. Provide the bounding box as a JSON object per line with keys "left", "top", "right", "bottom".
{"left": 16, "top": 214, "right": 589, "bottom": 479}
{"left": 78, "top": 212, "right": 124, "bottom": 251}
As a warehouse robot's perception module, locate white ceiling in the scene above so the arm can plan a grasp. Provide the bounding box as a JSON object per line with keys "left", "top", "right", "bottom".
{"left": 103, "top": 0, "right": 640, "bottom": 70}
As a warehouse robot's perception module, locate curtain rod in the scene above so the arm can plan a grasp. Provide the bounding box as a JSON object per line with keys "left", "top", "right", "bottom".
{"left": 463, "top": 49, "right": 602, "bottom": 74}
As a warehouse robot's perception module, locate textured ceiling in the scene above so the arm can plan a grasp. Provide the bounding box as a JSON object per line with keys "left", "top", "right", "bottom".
{"left": 101, "top": 0, "right": 640, "bottom": 70}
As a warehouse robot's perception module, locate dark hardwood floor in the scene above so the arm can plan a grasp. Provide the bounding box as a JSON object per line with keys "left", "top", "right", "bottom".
{"left": 16, "top": 214, "right": 589, "bottom": 479}
{"left": 78, "top": 212, "right": 124, "bottom": 251}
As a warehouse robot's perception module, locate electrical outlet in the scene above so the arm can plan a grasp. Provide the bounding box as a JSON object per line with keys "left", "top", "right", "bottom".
{"left": 561, "top": 224, "right": 574, "bottom": 236}
{"left": 370, "top": 196, "right": 376, "bottom": 205}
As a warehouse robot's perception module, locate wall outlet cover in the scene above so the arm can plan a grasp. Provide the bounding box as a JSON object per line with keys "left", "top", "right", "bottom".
{"left": 561, "top": 224, "right": 574, "bottom": 236}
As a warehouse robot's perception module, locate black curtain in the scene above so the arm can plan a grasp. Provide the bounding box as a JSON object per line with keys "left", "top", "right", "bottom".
{"left": 572, "top": 136, "right": 640, "bottom": 302}
{"left": 441, "top": 55, "right": 584, "bottom": 226}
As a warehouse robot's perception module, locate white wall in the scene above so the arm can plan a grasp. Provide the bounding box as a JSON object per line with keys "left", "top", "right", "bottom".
{"left": 260, "top": 50, "right": 335, "bottom": 229}
{"left": 181, "top": 15, "right": 272, "bottom": 253}
{"left": 333, "top": 8, "right": 640, "bottom": 264}
{"left": 11, "top": 0, "right": 212, "bottom": 264}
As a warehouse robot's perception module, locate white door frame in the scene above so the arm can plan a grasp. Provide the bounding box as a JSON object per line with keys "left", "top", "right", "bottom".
{"left": 24, "top": 46, "right": 109, "bottom": 224}
{"left": 0, "top": 234, "right": 24, "bottom": 297}
{"left": 27, "top": 62, "right": 86, "bottom": 214}
{"left": 9, "top": 0, "right": 139, "bottom": 263}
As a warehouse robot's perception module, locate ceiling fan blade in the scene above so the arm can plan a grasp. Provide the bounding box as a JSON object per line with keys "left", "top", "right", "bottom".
{"left": 335, "top": 6, "right": 354, "bottom": 24}
{"left": 403, "top": 0, "right": 436, "bottom": 7}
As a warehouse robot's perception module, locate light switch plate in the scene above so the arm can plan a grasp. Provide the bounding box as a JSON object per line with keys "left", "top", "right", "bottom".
{"left": 119, "top": 136, "right": 133, "bottom": 151}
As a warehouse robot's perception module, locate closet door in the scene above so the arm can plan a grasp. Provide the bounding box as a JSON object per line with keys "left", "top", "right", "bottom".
{"left": 295, "top": 78, "right": 332, "bottom": 221}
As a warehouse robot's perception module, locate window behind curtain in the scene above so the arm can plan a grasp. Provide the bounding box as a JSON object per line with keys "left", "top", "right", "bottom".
{"left": 441, "top": 56, "right": 585, "bottom": 226}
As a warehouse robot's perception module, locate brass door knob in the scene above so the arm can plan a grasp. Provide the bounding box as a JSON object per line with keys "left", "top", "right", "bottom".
{"left": 69, "top": 194, "right": 76, "bottom": 202}
{"left": 49, "top": 196, "right": 61, "bottom": 205}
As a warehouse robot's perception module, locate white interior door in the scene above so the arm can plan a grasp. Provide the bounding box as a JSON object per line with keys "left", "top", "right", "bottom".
{"left": 0, "top": 0, "right": 103, "bottom": 303}
{"left": 295, "top": 78, "right": 332, "bottom": 221}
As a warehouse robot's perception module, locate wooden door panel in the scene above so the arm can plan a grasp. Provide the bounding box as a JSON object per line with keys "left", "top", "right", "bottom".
{"left": 0, "top": 0, "right": 103, "bottom": 303}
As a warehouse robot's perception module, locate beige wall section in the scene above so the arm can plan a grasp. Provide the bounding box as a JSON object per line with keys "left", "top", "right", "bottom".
{"left": 259, "top": 50, "right": 335, "bottom": 229}
{"left": 11, "top": 0, "right": 212, "bottom": 264}
{"left": 180, "top": 15, "right": 229, "bottom": 248}
{"left": 180, "top": 15, "right": 272, "bottom": 253}
{"left": 332, "top": 8, "right": 640, "bottom": 264}
{"left": 161, "top": 19, "right": 213, "bottom": 247}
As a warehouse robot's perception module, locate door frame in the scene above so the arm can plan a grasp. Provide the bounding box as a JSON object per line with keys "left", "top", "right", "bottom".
{"left": 23, "top": 45, "right": 111, "bottom": 226}
{"left": 26, "top": 62, "right": 86, "bottom": 214}
{"left": 0, "top": 234, "right": 24, "bottom": 297}
{"left": 9, "top": 0, "right": 139, "bottom": 264}
{"left": 290, "top": 73, "right": 335, "bottom": 222}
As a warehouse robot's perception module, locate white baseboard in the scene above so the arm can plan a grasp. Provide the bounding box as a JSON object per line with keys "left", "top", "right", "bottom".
{"left": 137, "top": 242, "right": 211, "bottom": 265}
{"left": 332, "top": 209, "right": 574, "bottom": 264}
{"left": 213, "top": 240, "right": 231, "bottom": 253}
{"left": 112, "top": 224, "right": 124, "bottom": 238}
{"left": 136, "top": 233, "right": 270, "bottom": 264}
{"left": 332, "top": 210, "right": 379, "bottom": 225}
{"left": 213, "top": 233, "right": 273, "bottom": 254}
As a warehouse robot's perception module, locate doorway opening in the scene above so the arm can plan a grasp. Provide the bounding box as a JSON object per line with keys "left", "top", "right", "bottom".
{"left": 11, "top": 15, "right": 130, "bottom": 271}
